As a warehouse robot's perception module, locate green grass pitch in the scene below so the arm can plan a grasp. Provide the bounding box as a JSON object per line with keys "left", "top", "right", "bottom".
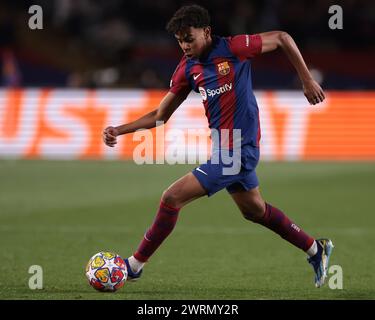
{"left": 0, "top": 160, "right": 374, "bottom": 299}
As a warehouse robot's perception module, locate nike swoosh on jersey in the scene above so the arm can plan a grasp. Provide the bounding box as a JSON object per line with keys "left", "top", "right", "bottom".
{"left": 193, "top": 73, "right": 202, "bottom": 80}
{"left": 195, "top": 167, "right": 208, "bottom": 175}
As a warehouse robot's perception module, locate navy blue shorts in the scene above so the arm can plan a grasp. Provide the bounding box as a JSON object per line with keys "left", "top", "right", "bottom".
{"left": 192, "top": 146, "right": 260, "bottom": 197}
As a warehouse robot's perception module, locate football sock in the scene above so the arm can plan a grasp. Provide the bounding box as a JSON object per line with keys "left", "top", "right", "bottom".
{"left": 133, "top": 201, "right": 180, "bottom": 263}
{"left": 306, "top": 240, "right": 318, "bottom": 257}
{"left": 255, "top": 203, "right": 315, "bottom": 252}
{"left": 128, "top": 256, "right": 145, "bottom": 273}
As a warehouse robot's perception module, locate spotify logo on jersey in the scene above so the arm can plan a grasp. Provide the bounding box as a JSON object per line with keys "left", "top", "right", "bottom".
{"left": 199, "top": 83, "right": 232, "bottom": 101}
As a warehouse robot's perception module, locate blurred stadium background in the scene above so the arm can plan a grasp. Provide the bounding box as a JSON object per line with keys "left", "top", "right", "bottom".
{"left": 0, "top": 0, "right": 374, "bottom": 300}
{"left": 1, "top": 0, "right": 374, "bottom": 89}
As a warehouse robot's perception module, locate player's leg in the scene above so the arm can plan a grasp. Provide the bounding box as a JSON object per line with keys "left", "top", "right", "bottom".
{"left": 229, "top": 186, "right": 334, "bottom": 287}
{"left": 126, "top": 172, "right": 207, "bottom": 279}
{"left": 230, "top": 187, "right": 316, "bottom": 252}
{"left": 160, "top": 171, "right": 208, "bottom": 208}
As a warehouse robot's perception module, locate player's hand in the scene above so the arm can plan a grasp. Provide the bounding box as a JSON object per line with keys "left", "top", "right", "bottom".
{"left": 303, "top": 79, "right": 325, "bottom": 105}
{"left": 103, "top": 126, "right": 119, "bottom": 147}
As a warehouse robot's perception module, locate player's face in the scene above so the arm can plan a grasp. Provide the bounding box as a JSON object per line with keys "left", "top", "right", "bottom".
{"left": 175, "top": 27, "right": 212, "bottom": 59}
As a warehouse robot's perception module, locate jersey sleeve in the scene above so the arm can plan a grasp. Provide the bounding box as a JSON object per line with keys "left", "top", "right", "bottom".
{"left": 168, "top": 58, "right": 191, "bottom": 99}
{"left": 227, "top": 34, "right": 262, "bottom": 60}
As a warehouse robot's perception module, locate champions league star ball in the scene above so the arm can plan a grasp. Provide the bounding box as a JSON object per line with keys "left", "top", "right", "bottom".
{"left": 85, "top": 251, "right": 128, "bottom": 292}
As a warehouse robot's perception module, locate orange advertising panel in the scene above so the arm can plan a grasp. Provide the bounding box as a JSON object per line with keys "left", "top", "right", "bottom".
{"left": 0, "top": 89, "right": 374, "bottom": 161}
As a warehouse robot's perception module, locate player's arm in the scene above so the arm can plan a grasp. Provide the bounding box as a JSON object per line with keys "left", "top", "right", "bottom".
{"left": 103, "top": 92, "right": 185, "bottom": 147}
{"left": 259, "top": 31, "right": 325, "bottom": 105}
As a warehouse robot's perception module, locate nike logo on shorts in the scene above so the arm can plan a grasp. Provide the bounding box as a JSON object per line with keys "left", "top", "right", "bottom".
{"left": 195, "top": 167, "right": 208, "bottom": 175}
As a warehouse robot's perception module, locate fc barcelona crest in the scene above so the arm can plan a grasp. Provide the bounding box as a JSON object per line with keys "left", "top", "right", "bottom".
{"left": 217, "top": 61, "right": 230, "bottom": 75}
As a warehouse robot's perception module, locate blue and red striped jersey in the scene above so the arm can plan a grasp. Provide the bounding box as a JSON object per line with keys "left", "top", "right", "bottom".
{"left": 169, "top": 34, "right": 262, "bottom": 150}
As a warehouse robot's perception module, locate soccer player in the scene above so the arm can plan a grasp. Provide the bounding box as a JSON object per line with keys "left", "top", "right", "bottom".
{"left": 103, "top": 5, "right": 333, "bottom": 288}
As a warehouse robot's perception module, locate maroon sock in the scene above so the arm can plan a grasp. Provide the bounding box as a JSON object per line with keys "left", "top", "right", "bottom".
{"left": 255, "top": 203, "right": 315, "bottom": 252}
{"left": 134, "top": 201, "right": 180, "bottom": 262}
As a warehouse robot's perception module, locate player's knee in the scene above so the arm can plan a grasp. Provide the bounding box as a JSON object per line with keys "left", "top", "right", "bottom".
{"left": 161, "top": 189, "right": 181, "bottom": 208}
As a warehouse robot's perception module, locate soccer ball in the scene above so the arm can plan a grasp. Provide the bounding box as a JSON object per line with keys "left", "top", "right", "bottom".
{"left": 85, "top": 251, "right": 128, "bottom": 292}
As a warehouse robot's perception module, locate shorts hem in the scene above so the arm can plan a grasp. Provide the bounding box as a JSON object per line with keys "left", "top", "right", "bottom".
{"left": 191, "top": 169, "right": 212, "bottom": 197}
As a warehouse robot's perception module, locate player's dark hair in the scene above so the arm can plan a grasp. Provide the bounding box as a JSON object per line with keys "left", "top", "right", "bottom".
{"left": 166, "top": 4, "right": 210, "bottom": 34}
